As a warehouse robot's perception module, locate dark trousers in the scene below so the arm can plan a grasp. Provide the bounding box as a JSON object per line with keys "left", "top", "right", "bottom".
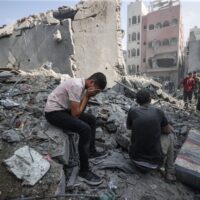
{"left": 45, "top": 110, "right": 96, "bottom": 172}
{"left": 197, "top": 96, "right": 200, "bottom": 111}
{"left": 183, "top": 91, "right": 193, "bottom": 105}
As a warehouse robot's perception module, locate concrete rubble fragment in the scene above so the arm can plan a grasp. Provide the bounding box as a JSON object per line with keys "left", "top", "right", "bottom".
{"left": 4, "top": 145, "right": 50, "bottom": 186}
{"left": 2, "top": 129, "right": 21, "bottom": 143}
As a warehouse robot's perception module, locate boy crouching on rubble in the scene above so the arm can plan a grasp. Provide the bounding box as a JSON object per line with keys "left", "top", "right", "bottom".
{"left": 127, "top": 89, "right": 176, "bottom": 182}
{"left": 44, "top": 72, "right": 107, "bottom": 185}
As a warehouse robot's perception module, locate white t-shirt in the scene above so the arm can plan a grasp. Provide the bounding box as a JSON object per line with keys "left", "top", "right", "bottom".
{"left": 44, "top": 78, "right": 85, "bottom": 112}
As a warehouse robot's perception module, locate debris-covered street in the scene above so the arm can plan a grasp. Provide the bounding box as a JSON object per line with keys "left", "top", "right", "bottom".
{"left": 1, "top": 0, "right": 200, "bottom": 199}
{"left": 0, "top": 67, "right": 200, "bottom": 200}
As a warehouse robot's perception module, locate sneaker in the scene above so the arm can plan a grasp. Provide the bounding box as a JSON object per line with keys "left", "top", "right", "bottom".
{"left": 79, "top": 170, "right": 103, "bottom": 186}
{"left": 89, "top": 150, "right": 108, "bottom": 159}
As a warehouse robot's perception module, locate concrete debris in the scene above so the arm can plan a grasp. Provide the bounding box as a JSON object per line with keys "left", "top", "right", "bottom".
{"left": 4, "top": 145, "right": 50, "bottom": 186}
{"left": 0, "top": 24, "right": 14, "bottom": 38}
{"left": 0, "top": 0, "right": 125, "bottom": 87}
{"left": 2, "top": 129, "right": 21, "bottom": 143}
{"left": 46, "top": 11, "right": 60, "bottom": 25}
{"left": 0, "top": 98, "right": 20, "bottom": 109}
{"left": 0, "top": 67, "right": 199, "bottom": 199}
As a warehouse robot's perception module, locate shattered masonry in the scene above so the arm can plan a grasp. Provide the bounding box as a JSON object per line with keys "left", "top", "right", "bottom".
{"left": 0, "top": 0, "right": 200, "bottom": 199}
{"left": 0, "top": 67, "right": 200, "bottom": 199}
{"left": 0, "top": 0, "right": 125, "bottom": 87}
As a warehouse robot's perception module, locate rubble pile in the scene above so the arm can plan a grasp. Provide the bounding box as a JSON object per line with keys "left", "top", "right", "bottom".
{"left": 0, "top": 68, "right": 200, "bottom": 199}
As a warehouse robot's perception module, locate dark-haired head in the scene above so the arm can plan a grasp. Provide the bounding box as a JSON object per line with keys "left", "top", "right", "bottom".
{"left": 87, "top": 72, "right": 107, "bottom": 90}
{"left": 136, "top": 89, "right": 151, "bottom": 105}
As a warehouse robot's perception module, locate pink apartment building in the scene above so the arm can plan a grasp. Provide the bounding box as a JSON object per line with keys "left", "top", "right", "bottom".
{"left": 127, "top": 0, "right": 185, "bottom": 88}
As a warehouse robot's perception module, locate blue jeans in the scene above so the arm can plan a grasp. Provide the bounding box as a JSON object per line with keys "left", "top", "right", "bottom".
{"left": 45, "top": 110, "right": 96, "bottom": 171}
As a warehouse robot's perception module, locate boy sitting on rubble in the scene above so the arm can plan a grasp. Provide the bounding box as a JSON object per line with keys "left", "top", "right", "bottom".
{"left": 127, "top": 89, "right": 176, "bottom": 182}
{"left": 44, "top": 72, "right": 107, "bottom": 185}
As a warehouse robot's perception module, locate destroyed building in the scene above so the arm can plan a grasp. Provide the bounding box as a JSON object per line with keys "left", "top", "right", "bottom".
{"left": 185, "top": 26, "right": 200, "bottom": 74}
{"left": 126, "top": 0, "right": 185, "bottom": 89}
{"left": 0, "top": 0, "right": 200, "bottom": 200}
{"left": 0, "top": 0, "right": 125, "bottom": 87}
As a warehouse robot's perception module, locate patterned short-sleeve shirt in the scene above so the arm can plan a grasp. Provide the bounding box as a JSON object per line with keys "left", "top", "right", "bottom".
{"left": 44, "top": 78, "right": 85, "bottom": 112}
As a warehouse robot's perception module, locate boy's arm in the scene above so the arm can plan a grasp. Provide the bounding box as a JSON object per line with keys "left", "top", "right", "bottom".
{"left": 70, "top": 89, "right": 100, "bottom": 118}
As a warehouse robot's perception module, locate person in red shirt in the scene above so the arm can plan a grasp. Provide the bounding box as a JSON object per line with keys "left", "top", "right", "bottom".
{"left": 182, "top": 72, "right": 195, "bottom": 108}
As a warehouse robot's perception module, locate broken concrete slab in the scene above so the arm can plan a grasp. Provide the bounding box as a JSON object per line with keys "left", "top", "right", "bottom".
{"left": 4, "top": 145, "right": 50, "bottom": 186}
{"left": 2, "top": 129, "right": 21, "bottom": 143}
{"left": 0, "top": 24, "right": 14, "bottom": 38}
{"left": 42, "top": 123, "right": 70, "bottom": 166}
{"left": 46, "top": 11, "right": 60, "bottom": 25}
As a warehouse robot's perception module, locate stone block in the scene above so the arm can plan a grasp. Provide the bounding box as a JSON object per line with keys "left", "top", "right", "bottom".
{"left": 4, "top": 146, "right": 50, "bottom": 186}
{"left": 44, "top": 124, "right": 70, "bottom": 165}
{"left": 0, "top": 24, "right": 14, "bottom": 38}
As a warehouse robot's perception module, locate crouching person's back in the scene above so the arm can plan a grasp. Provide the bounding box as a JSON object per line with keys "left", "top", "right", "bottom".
{"left": 126, "top": 89, "right": 176, "bottom": 182}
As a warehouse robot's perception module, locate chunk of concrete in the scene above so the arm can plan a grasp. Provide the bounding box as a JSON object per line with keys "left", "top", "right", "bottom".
{"left": 15, "top": 17, "right": 35, "bottom": 30}
{"left": 0, "top": 24, "right": 14, "bottom": 38}
{"left": 4, "top": 146, "right": 50, "bottom": 186}
{"left": 2, "top": 129, "right": 21, "bottom": 143}
{"left": 44, "top": 124, "right": 70, "bottom": 165}
{"left": 46, "top": 12, "right": 60, "bottom": 25}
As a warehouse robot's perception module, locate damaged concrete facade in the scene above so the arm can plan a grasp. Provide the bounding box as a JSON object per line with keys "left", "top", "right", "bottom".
{"left": 0, "top": 0, "right": 125, "bottom": 87}
{"left": 185, "top": 26, "right": 200, "bottom": 74}
{"left": 126, "top": 0, "right": 185, "bottom": 89}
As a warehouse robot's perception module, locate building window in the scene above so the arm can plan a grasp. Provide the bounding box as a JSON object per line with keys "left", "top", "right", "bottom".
{"left": 171, "top": 18, "right": 178, "bottom": 26}
{"left": 144, "top": 25, "right": 147, "bottom": 30}
{"left": 163, "top": 20, "right": 170, "bottom": 27}
{"left": 128, "top": 18, "right": 131, "bottom": 26}
{"left": 148, "top": 41, "right": 152, "bottom": 48}
{"left": 149, "top": 24, "right": 154, "bottom": 30}
{"left": 156, "top": 22, "right": 162, "bottom": 29}
{"left": 128, "top": 65, "right": 131, "bottom": 73}
{"left": 128, "top": 50, "right": 130, "bottom": 58}
{"left": 163, "top": 39, "right": 170, "bottom": 46}
{"left": 138, "top": 15, "right": 140, "bottom": 23}
{"left": 170, "top": 37, "right": 177, "bottom": 45}
{"left": 131, "top": 49, "right": 136, "bottom": 57}
{"left": 137, "top": 48, "right": 140, "bottom": 56}
{"left": 132, "top": 16, "right": 137, "bottom": 25}
{"left": 143, "top": 42, "right": 146, "bottom": 45}
{"left": 155, "top": 40, "right": 161, "bottom": 48}
{"left": 128, "top": 34, "right": 131, "bottom": 42}
{"left": 132, "top": 32, "right": 137, "bottom": 41}
{"left": 132, "top": 65, "right": 136, "bottom": 73}
{"left": 137, "top": 65, "right": 139, "bottom": 73}
{"left": 137, "top": 33, "right": 140, "bottom": 40}
{"left": 143, "top": 58, "right": 146, "bottom": 62}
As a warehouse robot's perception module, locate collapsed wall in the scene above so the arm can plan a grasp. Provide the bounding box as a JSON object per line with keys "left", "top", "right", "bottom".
{"left": 0, "top": 0, "right": 125, "bottom": 87}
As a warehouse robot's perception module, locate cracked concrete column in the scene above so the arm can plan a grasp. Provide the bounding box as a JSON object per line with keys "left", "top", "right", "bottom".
{"left": 72, "top": 0, "right": 125, "bottom": 87}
